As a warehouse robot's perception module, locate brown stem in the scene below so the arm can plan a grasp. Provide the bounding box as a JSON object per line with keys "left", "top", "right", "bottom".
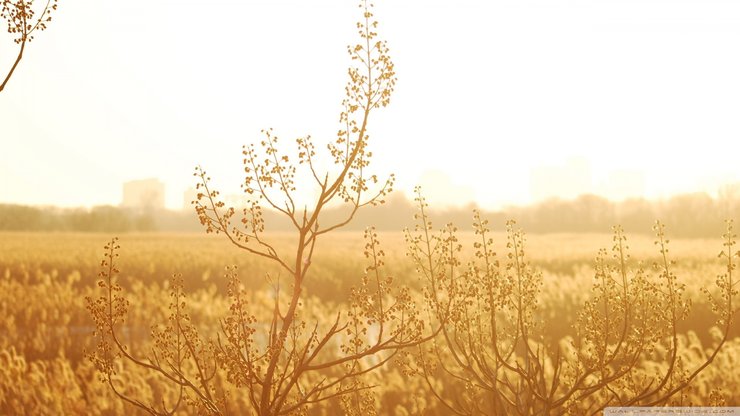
{"left": 0, "top": 32, "right": 26, "bottom": 93}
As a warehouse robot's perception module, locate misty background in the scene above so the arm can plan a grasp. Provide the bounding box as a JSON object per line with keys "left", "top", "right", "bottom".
{"left": 3, "top": 0, "right": 740, "bottom": 213}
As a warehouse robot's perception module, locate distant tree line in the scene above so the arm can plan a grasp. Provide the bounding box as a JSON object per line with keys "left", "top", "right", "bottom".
{"left": 506, "top": 192, "right": 731, "bottom": 237}
{"left": 1, "top": 190, "right": 738, "bottom": 237}
{"left": 317, "top": 191, "right": 739, "bottom": 238}
{"left": 0, "top": 205, "right": 185, "bottom": 232}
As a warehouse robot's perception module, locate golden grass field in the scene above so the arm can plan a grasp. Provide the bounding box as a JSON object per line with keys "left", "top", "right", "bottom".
{"left": 1, "top": 230, "right": 738, "bottom": 414}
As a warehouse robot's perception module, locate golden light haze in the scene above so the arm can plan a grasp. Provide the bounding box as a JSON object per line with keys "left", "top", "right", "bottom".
{"left": 2, "top": 0, "right": 740, "bottom": 210}
{"left": 2, "top": 3, "right": 740, "bottom": 412}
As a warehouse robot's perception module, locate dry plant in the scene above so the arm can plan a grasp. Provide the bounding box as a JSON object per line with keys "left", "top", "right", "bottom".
{"left": 0, "top": 0, "right": 58, "bottom": 92}
{"left": 401, "top": 188, "right": 738, "bottom": 415}
{"left": 87, "top": 2, "right": 436, "bottom": 415}
{"left": 82, "top": 2, "right": 739, "bottom": 414}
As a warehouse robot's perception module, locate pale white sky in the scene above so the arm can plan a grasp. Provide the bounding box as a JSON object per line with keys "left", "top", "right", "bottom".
{"left": 2, "top": 0, "right": 740, "bottom": 210}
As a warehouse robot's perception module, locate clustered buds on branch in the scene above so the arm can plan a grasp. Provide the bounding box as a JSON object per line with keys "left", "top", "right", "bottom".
{"left": 1, "top": 0, "right": 59, "bottom": 92}
{"left": 192, "top": 5, "right": 396, "bottom": 281}
{"left": 87, "top": 1, "right": 737, "bottom": 415}
{"left": 89, "top": 2, "right": 440, "bottom": 415}
{"left": 400, "top": 194, "right": 737, "bottom": 414}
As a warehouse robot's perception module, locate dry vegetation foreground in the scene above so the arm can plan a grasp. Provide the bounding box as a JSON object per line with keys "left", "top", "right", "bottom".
{"left": 0, "top": 230, "right": 738, "bottom": 414}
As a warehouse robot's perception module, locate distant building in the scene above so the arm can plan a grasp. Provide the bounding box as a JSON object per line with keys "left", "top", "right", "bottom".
{"left": 719, "top": 182, "right": 740, "bottom": 201}
{"left": 718, "top": 182, "right": 740, "bottom": 216}
{"left": 604, "top": 170, "right": 645, "bottom": 201}
{"left": 122, "top": 179, "right": 165, "bottom": 211}
{"left": 418, "top": 170, "right": 476, "bottom": 209}
{"left": 530, "top": 158, "right": 592, "bottom": 202}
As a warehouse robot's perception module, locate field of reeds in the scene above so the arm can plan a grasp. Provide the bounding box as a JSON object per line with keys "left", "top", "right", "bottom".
{"left": 3, "top": 2, "right": 739, "bottom": 413}
{"left": 1, "top": 227, "right": 738, "bottom": 415}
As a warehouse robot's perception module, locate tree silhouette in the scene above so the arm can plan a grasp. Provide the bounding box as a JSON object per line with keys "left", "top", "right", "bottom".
{"left": 87, "top": 3, "right": 440, "bottom": 415}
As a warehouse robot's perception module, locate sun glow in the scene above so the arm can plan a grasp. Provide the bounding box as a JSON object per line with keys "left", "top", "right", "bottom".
{"left": 2, "top": 0, "right": 740, "bottom": 210}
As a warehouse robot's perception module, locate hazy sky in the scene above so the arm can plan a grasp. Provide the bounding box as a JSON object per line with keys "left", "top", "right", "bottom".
{"left": 2, "top": 0, "right": 740, "bottom": 210}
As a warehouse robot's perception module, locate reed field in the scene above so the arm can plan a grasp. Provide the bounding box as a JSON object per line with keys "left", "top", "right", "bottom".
{"left": 1, "top": 228, "right": 738, "bottom": 415}
{"left": 3, "top": 1, "right": 740, "bottom": 414}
